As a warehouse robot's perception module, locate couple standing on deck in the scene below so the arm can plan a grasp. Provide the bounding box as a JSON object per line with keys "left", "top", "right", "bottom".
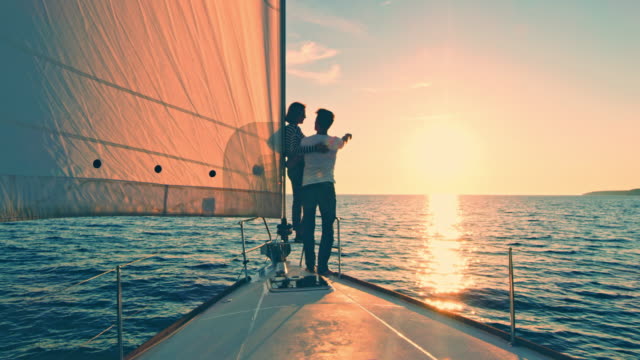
{"left": 285, "top": 102, "right": 352, "bottom": 275}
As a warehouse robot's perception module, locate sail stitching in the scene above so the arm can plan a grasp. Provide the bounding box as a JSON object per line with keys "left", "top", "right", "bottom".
{"left": 2, "top": 119, "right": 249, "bottom": 175}
{"left": 0, "top": 174, "right": 281, "bottom": 195}
{"left": 0, "top": 37, "right": 269, "bottom": 141}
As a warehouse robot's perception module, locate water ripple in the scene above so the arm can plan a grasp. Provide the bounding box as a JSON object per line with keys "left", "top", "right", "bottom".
{"left": 0, "top": 195, "right": 638, "bottom": 360}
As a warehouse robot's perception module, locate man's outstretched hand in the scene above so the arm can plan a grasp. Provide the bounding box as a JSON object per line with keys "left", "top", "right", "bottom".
{"left": 342, "top": 133, "right": 353, "bottom": 143}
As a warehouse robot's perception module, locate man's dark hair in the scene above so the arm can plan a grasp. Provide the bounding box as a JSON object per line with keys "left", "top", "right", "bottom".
{"left": 316, "top": 109, "right": 334, "bottom": 131}
{"left": 285, "top": 102, "right": 306, "bottom": 124}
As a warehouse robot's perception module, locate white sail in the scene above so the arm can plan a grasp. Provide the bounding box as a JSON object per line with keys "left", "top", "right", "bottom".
{"left": 0, "top": 0, "right": 283, "bottom": 221}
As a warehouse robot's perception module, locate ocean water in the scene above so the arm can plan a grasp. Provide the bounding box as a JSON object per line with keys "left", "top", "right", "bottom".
{"left": 1, "top": 195, "right": 639, "bottom": 360}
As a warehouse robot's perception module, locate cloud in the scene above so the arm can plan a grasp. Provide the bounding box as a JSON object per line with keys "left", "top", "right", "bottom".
{"left": 287, "top": 41, "right": 340, "bottom": 84}
{"left": 288, "top": 65, "right": 341, "bottom": 84}
{"left": 381, "top": 1, "right": 393, "bottom": 6}
{"left": 361, "top": 88, "right": 385, "bottom": 94}
{"left": 408, "top": 114, "right": 455, "bottom": 121}
{"left": 361, "top": 82, "right": 433, "bottom": 93}
{"left": 288, "top": 42, "right": 339, "bottom": 65}
{"left": 293, "top": 6, "right": 366, "bottom": 36}
{"left": 362, "top": 87, "right": 406, "bottom": 93}
{"left": 412, "top": 82, "right": 432, "bottom": 89}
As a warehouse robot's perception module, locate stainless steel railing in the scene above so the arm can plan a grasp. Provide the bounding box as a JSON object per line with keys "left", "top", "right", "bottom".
{"left": 116, "top": 265, "right": 124, "bottom": 359}
{"left": 337, "top": 217, "right": 342, "bottom": 276}
{"left": 237, "top": 216, "right": 345, "bottom": 277}
{"left": 238, "top": 217, "right": 273, "bottom": 280}
{"left": 23, "top": 217, "right": 275, "bottom": 360}
{"left": 509, "top": 247, "right": 517, "bottom": 345}
{"left": 297, "top": 216, "right": 343, "bottom": 277}
{"left": 23, "top": 221, "right": 520, "bottom": 358}
{"left": 288, "top": 219, "right": 514, "bottom": 344}
{"left": 24, "top": 253, "right": 162, "bottom": 360}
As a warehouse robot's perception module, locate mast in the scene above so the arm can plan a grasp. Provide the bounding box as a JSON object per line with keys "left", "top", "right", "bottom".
{"left": 280, "top": 0, "right": 287, "bottom": 220}
{"left": 275, "top": 0, "right": 292, "bottom": 244}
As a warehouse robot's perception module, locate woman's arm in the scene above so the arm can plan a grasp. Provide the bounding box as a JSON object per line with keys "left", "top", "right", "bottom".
{"left": 286, "top": 127, "right": 328, "bottom": 155}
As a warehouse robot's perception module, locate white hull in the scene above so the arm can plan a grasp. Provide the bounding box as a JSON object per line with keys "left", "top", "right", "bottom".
{"left": 128, "top": 262, "right": 571, "bottom": 360}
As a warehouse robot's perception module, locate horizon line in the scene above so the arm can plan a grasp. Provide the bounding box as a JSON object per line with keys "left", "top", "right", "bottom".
{"left": 337, "top": 193, "right": 584, "bottom": 196}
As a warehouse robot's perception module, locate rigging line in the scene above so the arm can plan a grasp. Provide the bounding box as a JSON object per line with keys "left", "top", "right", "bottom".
{"left": 80, "top": 324, "right": 115, "bottom": 347}
{"left": 336, "top": 285, "right": 440, "bottom": 360}
{"left": 26, "top": 267, "right": 116, "bottom": 304}
{"left": 3, "top": 119, "right": 251, "bottom": 176}
{"left": 0, "top": 37, "right": 268, "bottom": 141}
{"left": 80, "top": 300, "right": 155, "bottom": 346}
{"left": 119, "top": 252, "right": 160, "bottom": 269}
{"left": 25, "top": 252, "right": 161, "bottom": 304}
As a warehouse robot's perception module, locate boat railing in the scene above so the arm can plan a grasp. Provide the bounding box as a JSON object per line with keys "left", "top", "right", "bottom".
{"left": 235, "top": 216, "right": 344, "bottom": 277}
{"left": 23, "top": 220, "right": 520, "bottom": 359}
{"left": 337, "top": 216, "right": 342, "bottom": 276}
{"left": 24, "top": 253, "right": 161, "bottom": 360}
{"left": 509, "top": 246, "right": 516, "bottom": 345}
{"left": 238, "top": 216, "right": 273, "bottom": 280}
{"left": 23, "top": 218, "right": 276, "bottom": 360}
{"left": 284, "top": 217, "right": 518, "bottom": 347}
{"left": 296, "top": 216, "right": 343, "bottom": 276}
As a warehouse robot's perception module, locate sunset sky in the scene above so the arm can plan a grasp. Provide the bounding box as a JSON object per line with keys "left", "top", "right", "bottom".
{"left": 285, "top": 0, "right": 639, "bottom": 195}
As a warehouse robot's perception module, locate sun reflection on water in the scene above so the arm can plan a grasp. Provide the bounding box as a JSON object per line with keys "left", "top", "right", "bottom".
{"left": 416, "top": 194, "right": 470, "bottom": 311}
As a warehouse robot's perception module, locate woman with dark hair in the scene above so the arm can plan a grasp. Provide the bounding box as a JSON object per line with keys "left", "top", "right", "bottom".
{"left": 285, "top": 102, "right": 327, "bottom": 241}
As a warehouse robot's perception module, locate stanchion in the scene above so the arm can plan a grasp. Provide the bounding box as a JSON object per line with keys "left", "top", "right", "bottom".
{"left": 509, "top": 247, "right": 516, "bottom": 345}
{"left": 116, "top": 265, "right": 124, "bottom": 360}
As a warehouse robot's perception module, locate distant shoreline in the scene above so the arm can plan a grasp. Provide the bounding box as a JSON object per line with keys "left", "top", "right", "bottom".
{"left": 583, "top": 188, "right": 640, "bottom": 196}
{"left": 298, "top": 191, "right": 640, "bottom": 196}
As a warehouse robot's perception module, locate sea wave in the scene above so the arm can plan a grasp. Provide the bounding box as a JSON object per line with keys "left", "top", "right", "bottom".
{"left": 1, "top": 195, "right": 639, "bottom": 359}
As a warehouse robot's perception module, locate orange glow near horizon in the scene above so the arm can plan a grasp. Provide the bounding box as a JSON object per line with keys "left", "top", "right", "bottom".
{"left": 416, "top": 194, "right": 470, "bottom": 310}
{"left": 289, "top": 1, "right": 640, "bottom": 196}
{"left": 407, "top": 119, "right": 486, "bottom": 195}
{"left": 421, "top": 123, "right": 471, "bottom": 180}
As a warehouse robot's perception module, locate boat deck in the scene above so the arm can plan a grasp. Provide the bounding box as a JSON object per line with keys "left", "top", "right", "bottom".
{"left": 131, "top": 265, "right": 558, "bottom": 360}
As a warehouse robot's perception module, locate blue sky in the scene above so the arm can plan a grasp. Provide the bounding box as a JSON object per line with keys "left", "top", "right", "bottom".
{"left": 286, "top": 0, "right": 640, "bottom": 195}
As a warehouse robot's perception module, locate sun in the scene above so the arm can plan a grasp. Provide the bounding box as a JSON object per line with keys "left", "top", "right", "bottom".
{"left": 423, "top": 122, "right": 470, "bottom": 174}
{"left": 415, "top": 121, "right": 480, "bottom": 193}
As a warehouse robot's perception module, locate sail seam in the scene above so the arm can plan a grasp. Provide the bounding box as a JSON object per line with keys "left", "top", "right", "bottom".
{"left": 0, "top": 37, "right": 268, "bottom": 141}
{"left": 0, "top": 174, "right": 281, "bottom": 195}
{"left": 2, "top": 119, "right": 253, "bottom": 176}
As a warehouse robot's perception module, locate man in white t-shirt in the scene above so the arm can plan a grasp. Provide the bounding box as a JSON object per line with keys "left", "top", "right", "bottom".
{"left": 299, "top": 109, "right": 352, "bottom": 275}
